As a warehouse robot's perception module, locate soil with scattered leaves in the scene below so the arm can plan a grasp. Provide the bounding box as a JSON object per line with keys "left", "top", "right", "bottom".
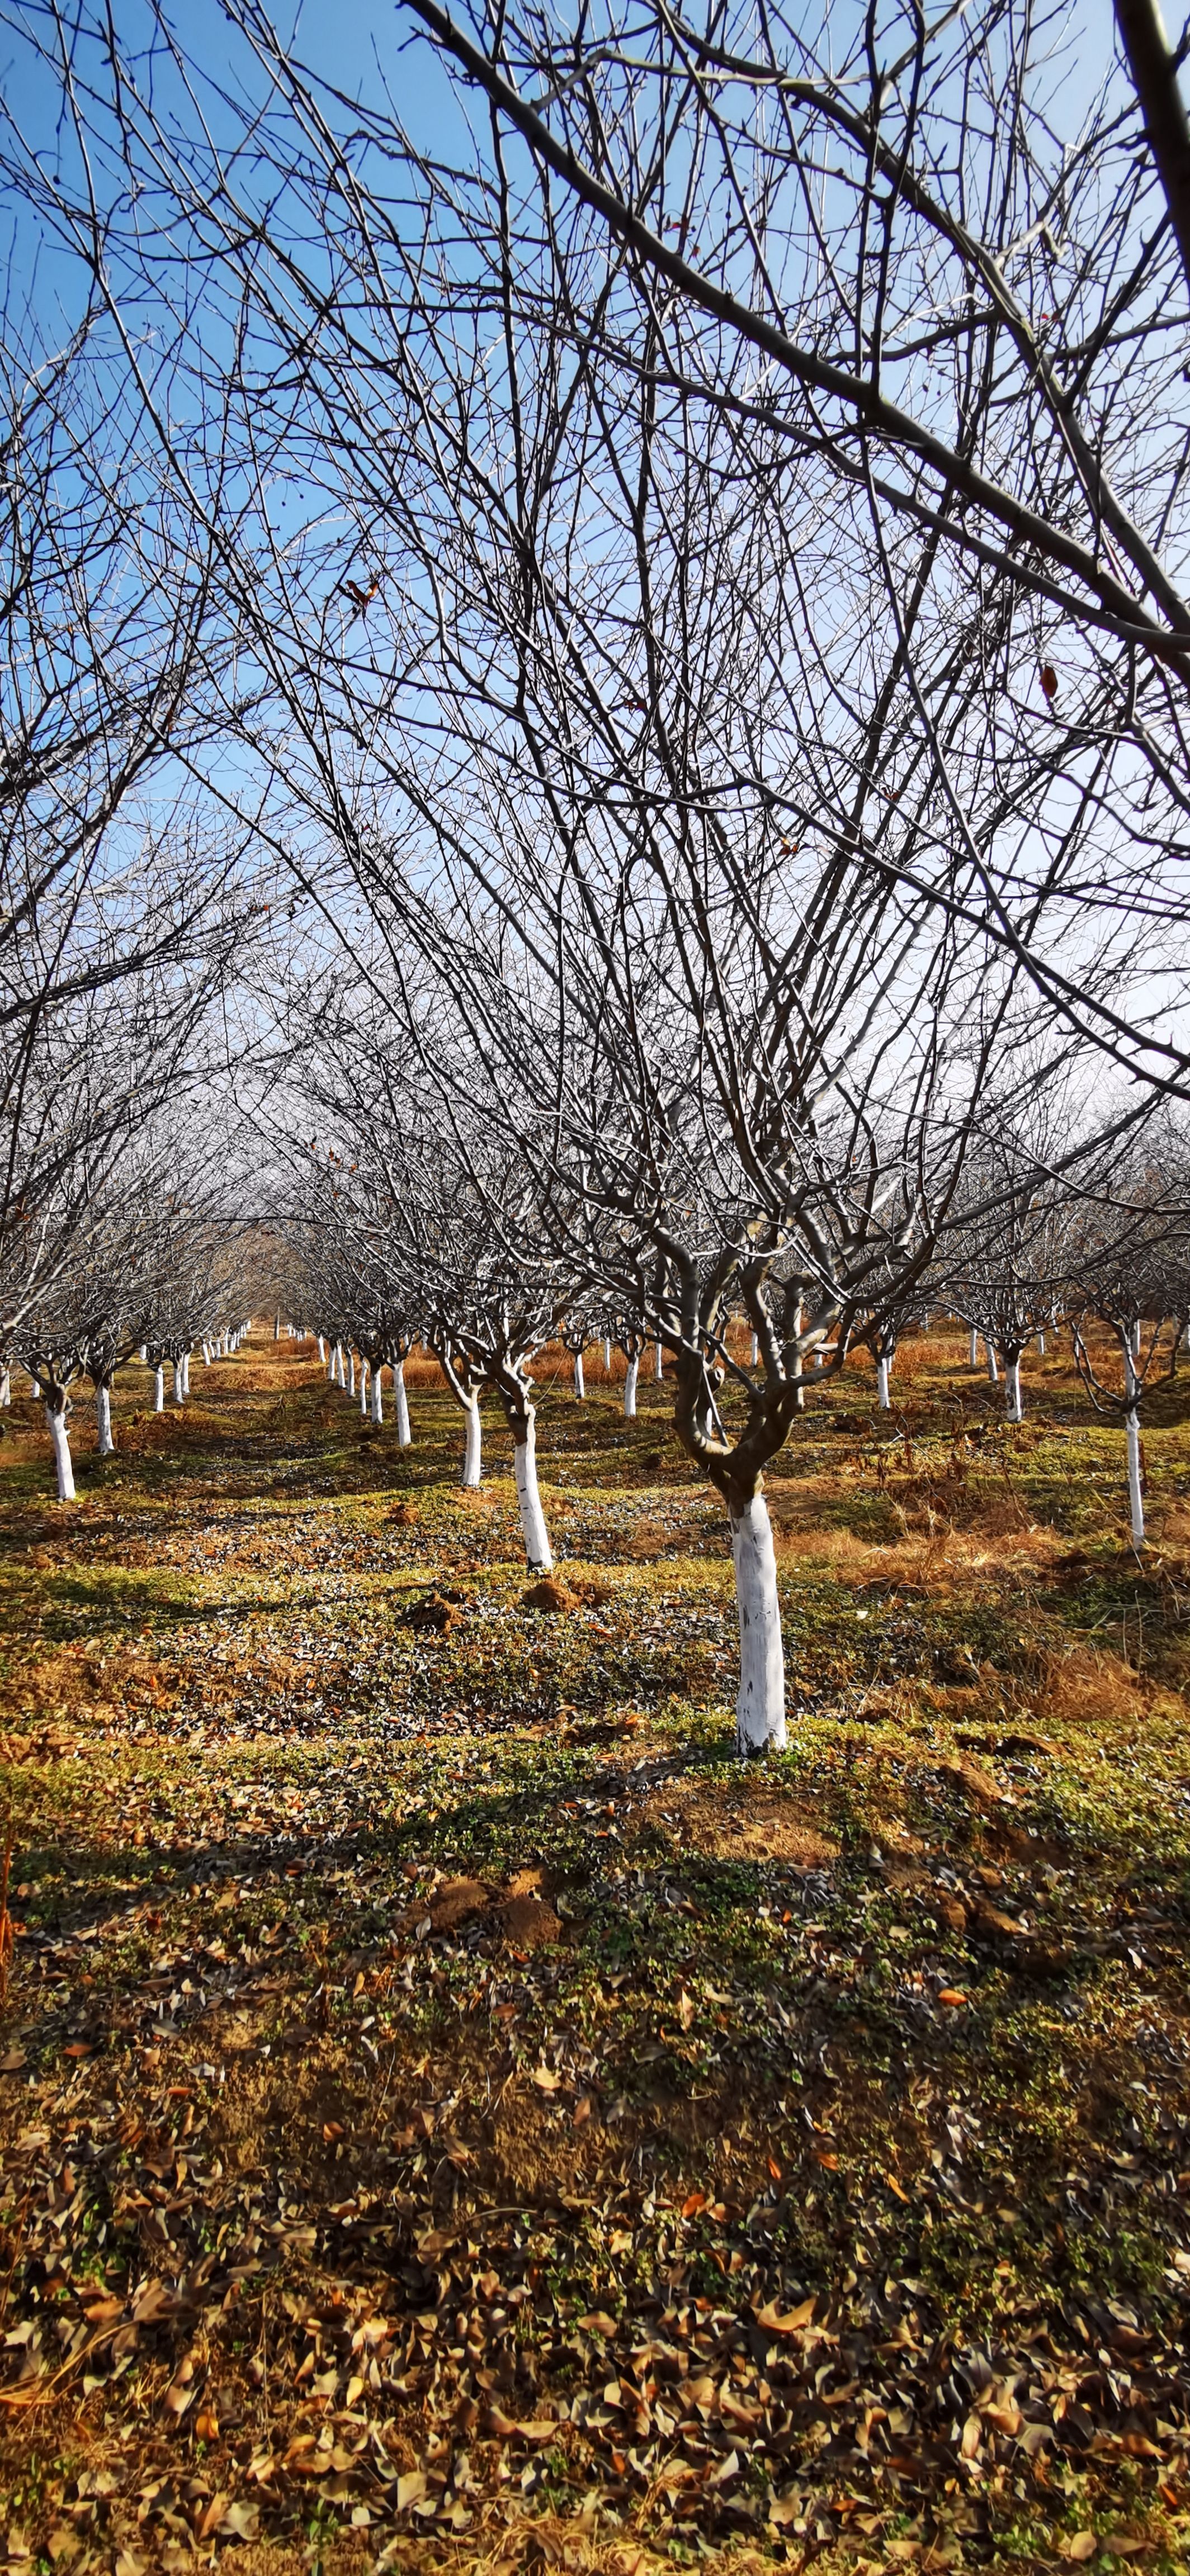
{"left": 1, "top": 1333, "right": 1189, "bottom": 2574}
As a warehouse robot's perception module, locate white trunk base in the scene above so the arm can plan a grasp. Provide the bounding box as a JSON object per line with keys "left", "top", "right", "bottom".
{"left": 654, "top": 1342, "right": 664, "bottom": 1381}
{"left": 461, "top": 1398, "right": 481, "bottom": 1487}
{"left": 348, "top": 1351, "right": 356, "bottom": 1395}
{"left": 1006, "top": 1357, "right": 1023, "bottom": 1422}
{"left": 370, "top": 1367, "right": 384, "bottom": 1426}
{"left": 730, "top": 1494, "right": 786, "bottom": 1753}
{"left": 97, "top": 1384, "right": 114, "bottom": 1455}
{"left": 515, "top": 1428, "right": 552, "bottom": 1570}
{"left": 1127, "top": 1408, "right": 1145, "bottom": 1545}
{"left": 47, "top": 1404, "right": 75, "bottom": 1502}
{"left": 360, "top": 1363, "right": 370, "bottom": 1414}
{"left": 394, "top": 1362, "right": 411, "bottom": 1447}
{"left": 968, "top": 1329, "right": 979, "bottom": 1368}
{"left": 573, "top": 1352, "right": 585, "bottom": 1399}
{"left": 876, "top": 1357, "right": 890, "bottom": 1408}
{"left": 623, "top": 1356, "right": 639, "bottom": 1419}
{"left": 154, "top": 1366, "right": 165, "bottom": 1413}
{"left": 603, "top": 1338, "right": 612, "bottom": 1372}
{"left": 173, "top": 1360, "right": 185, "bottom": 1404}
{"left": 0, "top": 1370, "right": 10, "bottom": 1407}
{"left": 985, "top": 1340, "right": 999, "bottom": 1382}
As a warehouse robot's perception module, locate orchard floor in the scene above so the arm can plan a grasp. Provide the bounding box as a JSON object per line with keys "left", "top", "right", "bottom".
{"left": 1, "top": 1335, "right": 1189, "bottom": 2576}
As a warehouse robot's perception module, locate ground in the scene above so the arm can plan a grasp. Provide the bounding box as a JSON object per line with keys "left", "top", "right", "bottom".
{"left": 0, "top": 1329, "right": 1188, "bottom": 2576}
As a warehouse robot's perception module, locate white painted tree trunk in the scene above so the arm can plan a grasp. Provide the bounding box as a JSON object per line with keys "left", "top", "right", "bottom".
{"left": 603, "top": 1337, "right": 612, "bottom": 1372}
{"left": 573, "top": 1349, "right": 585, "bottom": 1399}
{"left": 623, "top": 1355, "right": 639, "bottom": 1419}
{"left": 750, "top": 1330, "right": 759, "bottom": 1366}
{"left": 1126, "top": 1407, "right": 1145, "bottom": 1544}
{"left": 275, "top": 1313, "right": 281, "bottom": 1341}
{"left": 0, "top": 1370, "right": 9, "bottom": 1407}
{"left": 985, "top": 1339, "right": 999, "bottom": 1382}
{"left": 317, "top": 1336, "right": 325, "bottom": 1363}
{"left": 514, "top": 1422, "right": 552, "bottom": 1570}
{"left": 138, "top": 1343, "right": 148, "bottom": 1364}
{"left": 393, "top": 1362, "right": 411, "bottom": 1447}
{"left": 654, "top": 1340, "right": 664, "bottom": 1381}
{"left": 876, "top": 1356, "right": 891, "bottom": 1408}
{"left": 730, "top": 1493, "right": 786, "bottom": 1754}
{"left": 154, "top": 1365, "right": 165, "bottom": 1413}
{"left": 968, "top": 1328, "right": 979, "bottom": 1368}
{"left": 359, "top": 1361, "right": 369, "bottom": 1414}
{"left": 181, "top": 1351, "right": 191, "bottom": 1395}
{"left": 46, "top": 1403, "right": 75, "bottom": 1502}
{"left": 1037, "top": 1330, "right": 1046, "bottom": 1354}
{"left": 461, "top": 1395, "right": 481, "bottom": 1486}
{"left": 370, "top": 1364, "right": 384, "bottom": 1425}
{"left": 173, "top": 1359, "right": 185, "bottom": 1404}
{"left": 1005, "top": 1355, "right": 1023, "bottom": 1421}
{"left": 96, "top": 1383, "right": 114, "bottom": 1455}
{"left": 348, "top": 1349, "right": 356, "bottom": 1396}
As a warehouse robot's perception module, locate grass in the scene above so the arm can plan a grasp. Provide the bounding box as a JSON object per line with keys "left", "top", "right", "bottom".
{"left": 0, "top": 1329, "right": 1188, "bottom": 2575}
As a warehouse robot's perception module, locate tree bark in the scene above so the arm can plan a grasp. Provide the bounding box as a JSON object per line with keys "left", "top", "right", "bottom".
{"left": 985, "top": 1338, "right": 999, "bottom": 1382}
{"left": 393, "top": 1361, "right": 412, "bottom": 1446}
{"left": 370, "top": 1363, "right": 384, "bottom": 1424}
{"left": 573, "top": 1349, "right": 585, "bottom": 1398}
{"left": 730, "top": 1494, "right": 786, "bottom": 1753}
{"left": 154, "top": 1364, "right": 165, "bottom": 1413}
{"left": 623, "top": 1354, "right": 639, "bottom": 1418}
{"left": 1005, "top": 1355, "right": 1023, "bottom": 1421}
{"left": 96, "top": 1382, "right": 115, "bottom": 1455}
{"left": 46, "top": 1401, "right": 75, "bottom": 1502}
{"left": 513, "top": 1417, "right": 553, "bottom": 1570}
{"left": 173, "top": 1358, "right": 185, "bottom": 1404}
{"left": 876, "top": 1355, "right": 891, "bottom": 1408}
{"left": 461, "top": 1394, "right": 481, "bottom": 1485}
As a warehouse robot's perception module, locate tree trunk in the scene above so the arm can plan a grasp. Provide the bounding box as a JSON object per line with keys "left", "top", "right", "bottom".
{"left": 968, "top": 1327, "right": 979, "bottom": 1368}
{"left": 461, "top": 1395, "right": 481, "bottom": 1486}
{"left": 394, "top": 1361, "right": 412, "bottom": 1447}
{"left": 729, "top": 1493, "right": 786, "bottom": 1754}
{"left": 348, "top": 1349, "right": 356, "bottom": 1395}
{"left": 275, "top": 1313, "right": 282, "bottom": 1340}
{"left": 370, "top": 1364, "right": 384, "bottom": 1425}
{"left": 654, "top": 1340, "right": 663, "bottom": 1380}
{"left": 154, "top": 1365, "right": 165, "bottom": 1413}
{"left": 573, "top": 1349, "right": 585, "bottom": 1399}
{"left": 603, "top": 1336, "right": 612, "bottom": 1372}
{"left": 181, "top": 1351, "right": 191, "bottom": 1396}
{"left": 173, "top": 1359, "right": 185, "bottom": 1404}
{"left": 0, "top": 1370, "right": 10, "bottom": 1407}
{"left": 1037, "top": 1330, "right": 1046, "bottom": 1353}
{"left": 318, "top": 1336, "right": 326, "bottom": 1362}
{"left": 96, "top": 1382, "right": 115, "bottom": 1455}
{"left": 876, "top": 1355, "right": 891, "bottom": 1408}
{"left": 359, "top": 1360, "right": 370, "bottom": 1413}
{"left": 985, "top": 1339, "right": 999, "bottom": 1383}
{"left": 46, "top": 1401, "right": 75, "bottom": 1502}
{"left": 1005, "top": 1355, "right": 1023, "bottom": 1422}
{"left": 623, "top": 1355, "right": 639, "bottom": 1418}
{"left": 1126, "top": 1405, "right": 1145, "bottom": 1544}
{"left": 513, "top": 1417, "right": 553, "bottom": 1570}
{"left": 749, "top": 1330, "right": 759, "bottom": 1366}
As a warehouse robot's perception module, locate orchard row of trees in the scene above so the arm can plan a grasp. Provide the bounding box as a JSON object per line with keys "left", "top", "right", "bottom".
{"left": 0, "top": 0, "right": 1188, "bottom": 1742}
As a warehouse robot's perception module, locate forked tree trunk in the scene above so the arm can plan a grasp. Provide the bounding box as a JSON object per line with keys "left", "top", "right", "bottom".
{"left": 513, "top": 1416, "right": 552, "bottom": 1570}
{"left": 876, "top": 1355, "right": 891, "bottom": 1409}
{"left": 573, "top": 1349, "right": 585, "bottom": 1399}
{"left": 370, "top": 1364, "right": 384, "bottom": 1425}
{"left": 393, "top": 1362, "right": 412, "bottom": 1447}
{"left": 154, "top": 1365, "right": 165, "bottom": 1413}
{"left": 461, "top": 1395, "right": 481, "bottom": 1486}
{"left": 730, "top": 1493, "right": 786, "bottom": 1754}
{"left": 96, "top": 1383, "right": 115, "bottom": 1456}
{"left": 46, "top": 1400, "right": 75, "bottom": 1502}
{"left": 623, "top": 1354, "right": 639, "bottom": 1419}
